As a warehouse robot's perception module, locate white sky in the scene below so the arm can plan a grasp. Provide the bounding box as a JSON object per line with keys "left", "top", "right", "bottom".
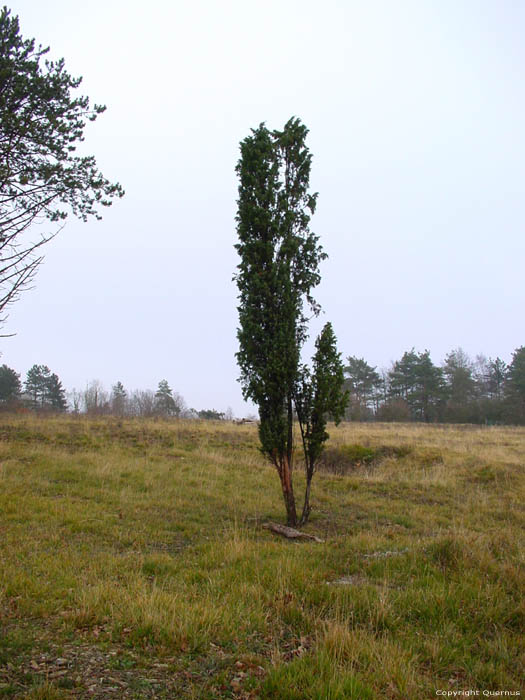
{"left": 2, "top": 0, "right": 524, "bottom": 415}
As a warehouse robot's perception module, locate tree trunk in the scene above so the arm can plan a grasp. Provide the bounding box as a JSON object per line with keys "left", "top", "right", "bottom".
{"left": 280, "top": 454, "right": 297, "bottom": 527}
{"left": 299, "top": 460, "right": 314, "bottom": 526}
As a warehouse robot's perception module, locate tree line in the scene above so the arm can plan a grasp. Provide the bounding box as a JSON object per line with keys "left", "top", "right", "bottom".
{"left": 1, "top": 345, "right": 523, "bottom": 425}
{"left": 0, "top": 365, "right": 231, "bottom": 420}
{"left": 343, "top": 346, "right": 525, "bottom": 425}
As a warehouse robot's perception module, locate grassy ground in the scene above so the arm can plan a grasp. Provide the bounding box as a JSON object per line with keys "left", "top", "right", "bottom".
{"left": 0, "top": 415, "right": 523, "bottom": 699}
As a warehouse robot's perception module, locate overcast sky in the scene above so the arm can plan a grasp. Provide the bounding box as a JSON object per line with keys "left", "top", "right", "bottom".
{"left": 3, "top": 0, "right": 524, "bottom": 415}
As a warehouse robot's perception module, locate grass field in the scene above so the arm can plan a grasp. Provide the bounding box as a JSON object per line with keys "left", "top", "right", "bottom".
{"left": 0, "top": 415, "right": 523, "bottom": 699}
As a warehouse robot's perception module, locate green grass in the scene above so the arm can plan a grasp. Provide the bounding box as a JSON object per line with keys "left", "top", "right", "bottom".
{"left": 0, "top": 415, "right": 524, "bottom": 698}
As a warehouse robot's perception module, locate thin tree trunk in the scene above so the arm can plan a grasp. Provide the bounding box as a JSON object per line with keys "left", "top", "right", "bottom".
{"left": 280, "top": 454, "right": 297, "bottom": 527}
{"left": 286, "top": 396, "right": 294, "bottom": 468}
{"left": 299, "top": 460, "right": 314, "bottom": 526}
{"left": 279, "top": 395, "right": 297, "bottom": 526}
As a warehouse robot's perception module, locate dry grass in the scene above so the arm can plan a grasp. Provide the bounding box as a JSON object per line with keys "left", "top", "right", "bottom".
{"left": 0, "top": 415, "right": 523, "bottom": 698}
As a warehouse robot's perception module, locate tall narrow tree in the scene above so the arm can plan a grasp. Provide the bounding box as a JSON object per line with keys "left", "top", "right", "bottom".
{"left": 235, "top": 118, "right": 345, "bottom": 527}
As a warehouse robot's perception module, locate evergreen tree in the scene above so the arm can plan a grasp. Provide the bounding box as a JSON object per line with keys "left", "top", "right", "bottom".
{"left": 443, "top": 348, "right": 477, "bottom": 421}
{"left": 24, "top": 364, "right": 66, "bottom": 410}
{"left": 411, "top": 350, "right": 446, "bottom": 422}
{"left": 46, "top": 373, "right": 67, "bottom": 411}
{"left": 155, "top": 379, "right": 176, "bottom": 416}
{"left": 505, "top": 347, "right": 525, "bottom": 424}
{"left": 24, "top": 364, "right": 51, "bottom": 407}
{"left": 111, "top": 381, "right": 127, "bottom": 416}
{"left": 388, "top": 349, "right": 445, "bottom": 421}
{"left": 235, "top": 118, "right": 345, "bottom": 526}
{"left": 0, "top": 364, "right": 21, "bottom": 404}
{"left": 487, "top": 357, "right": 507, "bottom": 400}
{"left": 343, "top": 356, "right": 381, "bottom": 419}
{"left": 295, "top": 323, "right": 347, "bottom": 524}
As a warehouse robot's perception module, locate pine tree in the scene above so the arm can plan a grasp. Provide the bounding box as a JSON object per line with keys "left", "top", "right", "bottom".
{"left": 506, "top": 347, "right": 525, "bottom": 423}
{"left": 0, "top": 364, "right": 21, "bottom": 404}
{"left": 155, "top": 380, "right": 176, "bottom": 416}
{"left": 24, "top": 364, "right": 66, "bottom": 410}
{"left": 111, "top": 381, "right": 127, "bottom": 416}
{"left": 24, "top": 364, "right": 51, "bottom": 407}
{"left": 344, "top": 356, "right": 381, "bottom": 419}
{"left": 0, "top": 7, "right": 124, "bottom": 327}
{"left": 46, "top": 373, "right": 67, "bottom": 411}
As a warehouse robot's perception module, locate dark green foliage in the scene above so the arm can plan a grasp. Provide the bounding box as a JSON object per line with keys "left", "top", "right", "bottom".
{"left": 235, "top": 118, "right": 345, "bottom": 526}
{"left": 198, "top": 409, "right": 225, "bottom": 420}
{"left": 0, "top": 7, "right": 124, "bottom": 325}
{"left": 387, "top": 349, "right": 445, "bottom": 422}
{"left": 487, "top": 357, "right": 507, "bottom": 399}
{"left": 337, "top": 345, "right": 525, "bottom": 425}
{"left": 0, "top": 363, "right": 20, "bottom": 404}
{"left": 343, "top": 356, "right": 381, "bottom": 420}
{"left": 46, "top": 372, "right": 67, "bottom": 411}
{"left": 235, "top": 119, "right": 323, "bottom": 457}
{"left": 295, "top": 323, "right": 347, "bottom": 523}
{"left": 24, "top": 364, "right": 66, "bottom": 411}
{"left": 300, "top": 323, "right": 347, "bottom": 461}
{"left": 442, "top": 348, "right": 477, "bottom": 421}
{"left": 155, "top": 380, "right": 176, "bottom": 416}
{"left": 154, "top": 380, "right": 185, "bottom": 417}
{"left": 506, "top": 346, "right": 525, "bottom": 423}
{"left": 24, "top": 364, "right": 51, "bottom": 407}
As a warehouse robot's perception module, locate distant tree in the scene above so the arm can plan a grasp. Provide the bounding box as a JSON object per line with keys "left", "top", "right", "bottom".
{"left": 235, "top": 118, "right": 345, "bottom": 526}
{"left": 24, "top": 364, "right": 51, "bottom": 407}
{"left": 411, "top": 350, "right": 446, "bottom": 422}
{"left": 443, "top": 348, "right": 477, "bottom": 421}
{"left": 472, "top": 354, "right": 492, "bottom": 402}
{"left": 388, "top": 349, "right": 445, "bottom": 421}
{"left": 171, "top": 391, "right": 186, "bottom": 418}
{"left": 0, "top": 363, "right": 20, "bottom": 404}
{"left": 83, "top": 379, "right": 109, "bottom": 415}
{"left": 343, "top": 356, "right": 381, "bottom": 420}
{"left": 198, "top": 408, "right": 225, "bottom": 420}
{"left": 388, "top": 350, "right": 418, "bottom": 406}
{"left": 505, "top": 346, "right": 525, "bottom": 424}
{"left": 111, "top": 381, "right": 127, "bottom": 416}
{"left": 487, "top": 357, "right": 507, "bottom": 400}
{"left": 472, "top": 355, "right": 507, "bottom": 424}
{"left": 0, "top": 8, "right": 124, "bottom": 329}
{"left": 46, "top": 373, "right": 67, "bottom": 411}
{"left": 68, "top": 388, "right": 82, "bottom": 414}
{"left": 154, "top": 380, "right": 184, "bottom": 417}
{"left": 129, "top": 389, "right": 156, "bottom": 418}
{"left": 24, "top": 364, "right": 65, "bottom": 410}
